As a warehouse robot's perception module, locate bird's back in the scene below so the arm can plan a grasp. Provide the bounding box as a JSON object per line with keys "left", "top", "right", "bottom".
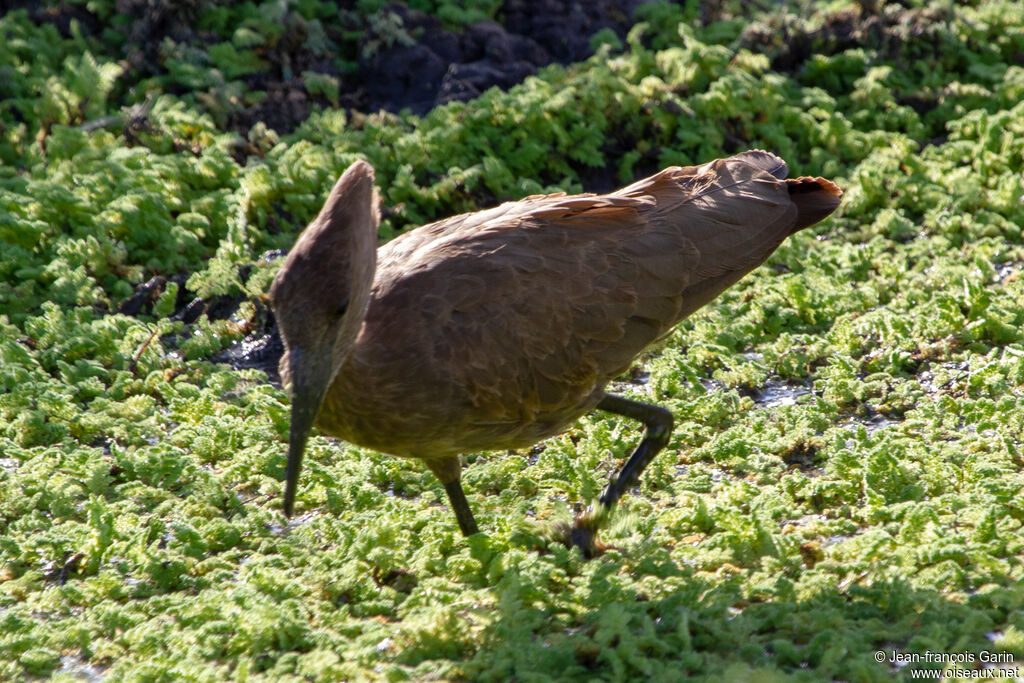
{"left": 318, "top": 151, "right": 841, "bottom": 458}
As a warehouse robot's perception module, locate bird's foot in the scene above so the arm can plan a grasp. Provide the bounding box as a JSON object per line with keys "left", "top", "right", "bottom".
{"left": 548, "top": 503, "right": 615, "bottom": 559}
{"left": 569, "top": 524, "right": 610, "bottom": 559}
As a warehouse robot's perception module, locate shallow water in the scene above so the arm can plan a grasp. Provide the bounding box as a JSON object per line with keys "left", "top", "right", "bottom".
{"left": 216, "top": 331, "right": 284, "bottom": 386}
{"left": 840, "top": 413, "right": 898, "bottom": 434}
{"left": 750, "top": 379, "right": 811, "bottom": 408}
{"left": 268, "top": 511, "right": 317, "bottom": 535}
{"left": 57, "top": 655, "right": 106, "bottom": 683}
{"left": 607, "top": 366, "right": 653, "bottom": 396}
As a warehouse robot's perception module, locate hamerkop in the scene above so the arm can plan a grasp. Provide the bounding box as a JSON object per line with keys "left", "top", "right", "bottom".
{"left": 270, "top": 150, "right": 842, "bottom": 556}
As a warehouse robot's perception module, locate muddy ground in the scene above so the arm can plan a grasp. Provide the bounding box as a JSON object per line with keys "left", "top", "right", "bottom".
{"left": 14, "top": 0, "right": 647, "bottom": 134}
{"left": 12, "top": 1, "right": 953, "bottom": 139}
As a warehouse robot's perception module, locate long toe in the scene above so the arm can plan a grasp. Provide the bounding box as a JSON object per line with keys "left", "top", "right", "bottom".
{"left": 569, "top": 524, "right": 610, "bottom": 559}
{"left": 545, "top": 520, "right": 603, "bottom": 558}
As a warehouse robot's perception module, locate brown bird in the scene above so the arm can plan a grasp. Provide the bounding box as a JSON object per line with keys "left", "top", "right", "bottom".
{"left": 270, "top": 150, "right": 841, "bottom": 556}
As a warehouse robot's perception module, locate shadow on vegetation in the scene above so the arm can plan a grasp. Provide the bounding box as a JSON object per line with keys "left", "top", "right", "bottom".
{"left": 449, "top": 538, "right": 1021, "bottom": 680}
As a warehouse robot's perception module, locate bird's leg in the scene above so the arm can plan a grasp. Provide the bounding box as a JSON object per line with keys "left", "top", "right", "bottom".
{"left": 443, "top": 480, "right": 479, "bottom": 536}
{"left": 426, "top": 456, "right": 479, "bottom": 536}
{"left": 571, "top": 393, "right": 674, "bottom": 557}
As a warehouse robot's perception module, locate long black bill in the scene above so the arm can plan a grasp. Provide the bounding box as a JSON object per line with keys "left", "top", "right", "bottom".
{"left": 283, "top": 348, "right": 329, "bottom": 518}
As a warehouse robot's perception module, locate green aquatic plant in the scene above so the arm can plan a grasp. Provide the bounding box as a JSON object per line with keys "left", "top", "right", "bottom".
{"left": 2, "top": 1, "right": 1024, "bottom": 680}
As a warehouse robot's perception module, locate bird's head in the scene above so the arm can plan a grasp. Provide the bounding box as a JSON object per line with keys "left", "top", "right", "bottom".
{"left": 269, "top": 160, "right": 379, "bottom": 517}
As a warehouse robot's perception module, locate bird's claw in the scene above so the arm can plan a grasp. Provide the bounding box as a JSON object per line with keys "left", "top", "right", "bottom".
{"left": 548, "top": 510, "right": 612, "bottom": 559}
{"left": 568, "top": 524, "right": 608, "bottom": 559}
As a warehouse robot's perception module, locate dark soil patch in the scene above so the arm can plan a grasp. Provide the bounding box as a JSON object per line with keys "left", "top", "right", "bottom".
{"left": 277, "top": 0, "right": 646, "bottom": 127}
{"left": 17, "top": 1, "right": 970, "bottom": 146}
{"left": 360, "top": 4, "right": 549, "bottom": 115}
{"left": 739, "top": 3, "right": 960, "bottom": 76}
{"left": 5, "top": 0, "right": 101, "bottom": 35}
{"left": 15, "top": 0, "right": 646, "bottom": 137}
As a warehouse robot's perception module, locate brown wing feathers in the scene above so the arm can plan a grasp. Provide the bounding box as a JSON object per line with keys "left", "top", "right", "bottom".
{"left": 367, "top": 150, "right": 841, "bottom": 424}
{"left": 548, "top": 149, "right": 840, "bottom": 379}
{"left": 732, "top": 149, "right": 789, "bottom": 179}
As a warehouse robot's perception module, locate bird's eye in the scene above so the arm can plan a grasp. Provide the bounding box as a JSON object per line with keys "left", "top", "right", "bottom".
{"left": 336, "top": 297, "right": 349, "bottom": 317}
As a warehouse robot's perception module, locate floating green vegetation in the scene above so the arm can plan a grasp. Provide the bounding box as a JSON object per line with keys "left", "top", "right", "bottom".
{"left": 2, "top": 1, "right": 1024, "bottom": 681}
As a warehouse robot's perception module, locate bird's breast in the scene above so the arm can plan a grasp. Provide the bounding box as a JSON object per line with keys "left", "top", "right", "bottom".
{"left": 313, "top": 339, "right": 605, "bottom": 460}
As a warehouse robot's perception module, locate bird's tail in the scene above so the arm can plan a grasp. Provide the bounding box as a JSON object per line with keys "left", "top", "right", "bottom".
{"left": 732, "top": 150, "right": 843, "bottom": 233}
{"left": 785, "top": 176, "right": 843, "bottom": 234}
